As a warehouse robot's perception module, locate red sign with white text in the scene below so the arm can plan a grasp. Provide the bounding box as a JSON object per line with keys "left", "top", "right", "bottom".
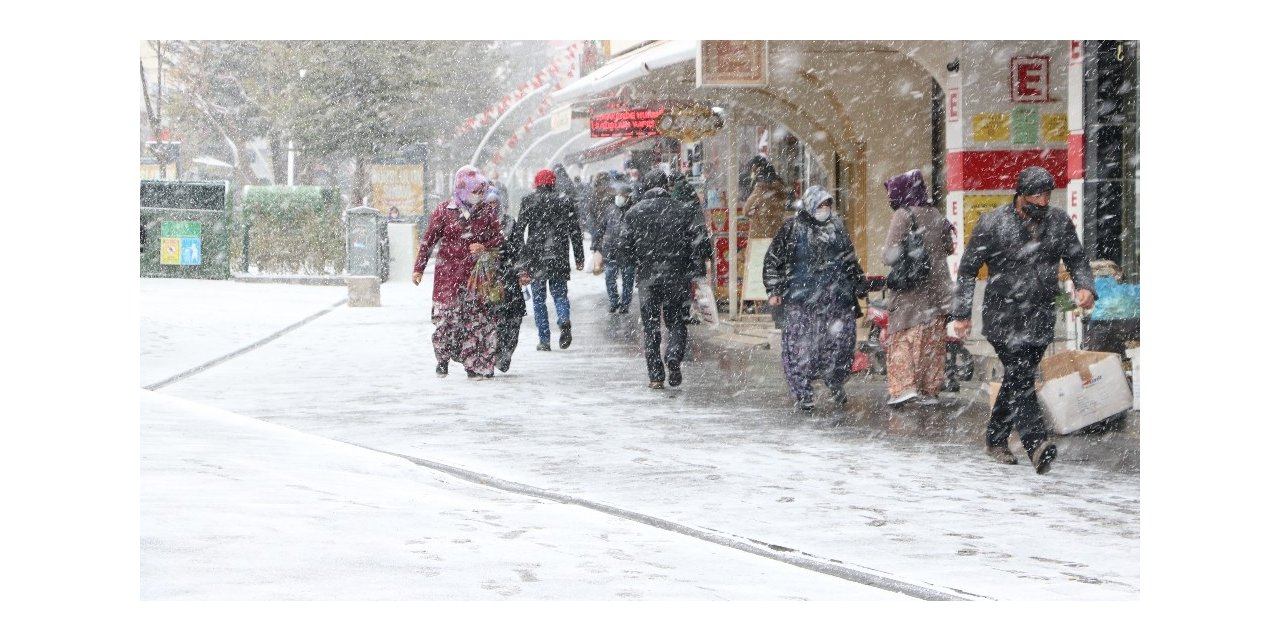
{"left": 589, "top": 108, "right": 665, "bottom": 138}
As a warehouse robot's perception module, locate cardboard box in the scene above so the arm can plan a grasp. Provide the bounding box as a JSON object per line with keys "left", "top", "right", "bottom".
{"left": 1036, "top": 350, "right": 1133, "bottom": 435}
{"left": 1125, "top": 347, "right": 1140, "bottom": 411}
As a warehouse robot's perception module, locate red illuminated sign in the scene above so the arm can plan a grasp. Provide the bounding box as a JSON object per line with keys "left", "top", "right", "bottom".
{"left": 1011, "top": 56, "right": 1051, "bottom": 103}
{"left": 589, "top": 108, "right": 665, "bottom": 138}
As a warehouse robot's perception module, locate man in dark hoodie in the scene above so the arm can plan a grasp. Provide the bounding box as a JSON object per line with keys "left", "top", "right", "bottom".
{"left": 953, "top": 166, "right": 1096, "bottom": 474}
{"left": 617, "top": 169, "right": 700, "bottom": 389}
{"left": 514, "top": 168, "right": 585, "bottom": 351}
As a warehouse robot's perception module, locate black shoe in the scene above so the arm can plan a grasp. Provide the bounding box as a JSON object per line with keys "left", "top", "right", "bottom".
{"left": 617, "top": 305, "right": 629, "bottom": 314}
{"left": 648, "top": 380, "right": 664, "bottom": 389}
{"left": 465, "top": 369, "right": 479, "bottom": 379}
{"left": 435, "top": 362, "right": 448, "bottom": 377}
{"left": 559, "top": 322, "right": 572, "bottom": 349}
{"left": 831, "top": 386, "right": 848, "bottom": 406}
{"left": 986, "top": 446, "right": 1018, "bottom": 465}
{"left": 1032, "top": 442, "right": 1057, "bottom": 475}
{"left": 797, "top": 398, "right": 815, "bottom": 412}
{"left": 536, "top": 342, "right": 551, "bottom": 352}
{"left": 666, "top": 359, "right": 682, "bottom": 387}
{"left": 608, "top": 304, "right": 618, "bottom": 314}
{"left": 496, "top": 355, "right": 511, "bottom": 372}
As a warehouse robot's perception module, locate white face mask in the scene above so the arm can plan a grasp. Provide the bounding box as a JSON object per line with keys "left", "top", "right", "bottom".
{"left": 614, "top": 195, "right": 628, "bottom": 207}
{"left": 813, "top": 207, "right": 832, "bottom": 222}
{"left": 464, "top": 193, "right": 481, "bottom": 205}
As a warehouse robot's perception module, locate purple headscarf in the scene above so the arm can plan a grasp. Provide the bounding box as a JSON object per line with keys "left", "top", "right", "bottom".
{"left": 453, "top": 164, "right": 489, "bottom": 210}
{"left": 883, "top": 169, "right": 930, "bottom": 211}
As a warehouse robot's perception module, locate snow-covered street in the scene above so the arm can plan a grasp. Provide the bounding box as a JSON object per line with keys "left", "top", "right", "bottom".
{"left": 139, "top": 272, "right": 1139, "bottom": 604}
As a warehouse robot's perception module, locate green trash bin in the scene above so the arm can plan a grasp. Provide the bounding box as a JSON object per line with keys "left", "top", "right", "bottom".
{"left": 140, "top": 180, "right": 231, "bottom": 280}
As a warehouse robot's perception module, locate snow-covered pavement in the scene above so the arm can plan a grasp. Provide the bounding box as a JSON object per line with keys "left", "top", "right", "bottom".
{"left": 138, "top": 272, "right": 1140, "bottom": 605}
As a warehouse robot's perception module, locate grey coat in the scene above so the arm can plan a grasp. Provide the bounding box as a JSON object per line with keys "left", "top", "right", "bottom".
{"left": 881, "top": 205, "right": 955, "bottom": 334}
{"left": 953, "top": 203, "right": 1094, "bottom": 348}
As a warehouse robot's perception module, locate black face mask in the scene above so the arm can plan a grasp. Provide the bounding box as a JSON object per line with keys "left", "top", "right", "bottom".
{"left": 1022, "top": 202, "right": 1049, "bottom": 221}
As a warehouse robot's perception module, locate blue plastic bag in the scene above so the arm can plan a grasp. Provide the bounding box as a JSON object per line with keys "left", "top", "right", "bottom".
{"left": 1091, "top": 276, "right": 1140, "bottom": 320}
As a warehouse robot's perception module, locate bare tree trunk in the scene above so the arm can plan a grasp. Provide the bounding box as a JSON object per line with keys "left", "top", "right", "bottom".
{"left": 353, "top": 154, "right": 368, "bottom": 207}
{"left": 270, "top": 136, "right": 286, "bottom": 185}
{"left": 139, "top": 59, "right": 171, "bottom": 177}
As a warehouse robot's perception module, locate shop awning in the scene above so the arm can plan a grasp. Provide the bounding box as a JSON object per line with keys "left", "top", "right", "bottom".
{"left": 561, "top": 136, "right": 652, "bottom": 166}
{"left": 551, "top": 40, "right": 698, "bottom": 104}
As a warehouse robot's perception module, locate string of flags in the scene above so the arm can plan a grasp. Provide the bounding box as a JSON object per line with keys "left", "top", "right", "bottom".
{"left": 484, "top": 69, "right": 573, "bottom": 172}
{"left": 452, "top": 42, "right": 581, "bottom": 141}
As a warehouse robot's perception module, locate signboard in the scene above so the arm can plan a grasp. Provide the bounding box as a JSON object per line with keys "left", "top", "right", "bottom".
{"left": 589, "top": 108, "right": 664, "bottom": 138}
{"left": 945, "top": 76, "right": 963, "bottom": 151}
{"left": 656, "top": 103, "right": 723, "bottom": 143}
{"left": 1011, "top": 105, "right": 1039, "bottom": 144}
{"left": 1011, "top": 56, "right": 1051, "bottom": 103}
{"left": 972, "top": 113, "right": 1010, "bottom": 142}
{"left": 963, "top": 194, "right": 1009, "bottom": 280}
{"left": 697, "top": 41, "right": 768, "bottom": 88}
{"left": 159, "top": 221, "right": 202, "bottom": 266}
{"left": 742, "top": 239, "right": 771, "bottom": 301}
{"left": 1042, "top": 113, "right": 1069, "bottom": 143}
{"left": 370, "top": 164, "right": 424, "bottom": 216}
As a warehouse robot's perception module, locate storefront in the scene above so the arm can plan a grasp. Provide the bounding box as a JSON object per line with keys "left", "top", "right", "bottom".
{"left": 545, "top": 40, "right": 1139, "bottom": 321}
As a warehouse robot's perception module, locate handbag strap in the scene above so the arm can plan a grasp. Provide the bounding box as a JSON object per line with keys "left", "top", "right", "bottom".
{"left": 900, "top": 210, "right": 919, "bottom": 243}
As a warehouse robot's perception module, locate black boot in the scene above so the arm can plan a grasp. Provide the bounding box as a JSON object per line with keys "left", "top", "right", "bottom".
{"left": 1032, "top": 442, "right": 1058, "bottom": 475}
{"left": 666, "top": 359, "right": 682, "bottom": 387}
{"left": 435, "top": 361, "right": 448, "bottom": 377}
{"left": 559, "top": 322, "right": 572, "bottom": 349}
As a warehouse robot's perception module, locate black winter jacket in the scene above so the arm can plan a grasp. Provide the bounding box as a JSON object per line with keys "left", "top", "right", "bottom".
{"left": 494, "top": 213, "right": 526, "bottom": 318}
{"left": 953, "top": 203, "right": 1095, "bottom": 347}
{"left": 617, "top": 188, "right": 700, "bottom": 286}
{"left": 513, "top": 187, "right": 585, "bottom": 281}
{"left": 591, "top": 203, "right": 630, "bottom": 261}
{"left": 762, "top": 212, "right": 869, "bottom": 318}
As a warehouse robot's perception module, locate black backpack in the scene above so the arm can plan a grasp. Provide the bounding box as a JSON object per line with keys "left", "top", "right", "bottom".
{"left": 885, "top": 211, "right": 930, "bottom": 291}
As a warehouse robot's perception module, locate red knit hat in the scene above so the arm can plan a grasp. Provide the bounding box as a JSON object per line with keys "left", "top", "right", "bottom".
{"left": 534, "top": 169, "right": 557, "bottom": 188}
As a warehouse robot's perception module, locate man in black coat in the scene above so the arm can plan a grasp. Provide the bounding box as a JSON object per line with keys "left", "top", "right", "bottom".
{"left": 952, "top": 166, "right": 1096, "bottom": 474}
{"left": 617, "top": 169, "right": 700, "bottom": 389}
{"left": 671, "top": 172, "right": 713, "bottom": 328}
{"left": 514, "top": 169, "right": 585, "bottom": 350}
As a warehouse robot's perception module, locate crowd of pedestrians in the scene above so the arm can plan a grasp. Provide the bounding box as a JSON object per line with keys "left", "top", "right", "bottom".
{"left": 412, "top": 159, "right": 1092, "bottom": 474}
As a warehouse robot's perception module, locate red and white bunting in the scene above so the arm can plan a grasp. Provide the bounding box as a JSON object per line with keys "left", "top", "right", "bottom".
{"left": 485, "top": 67, "right": 572, "bottom": 171}
{"left": 453, "top": 42, "right": 581, "bottom": 139}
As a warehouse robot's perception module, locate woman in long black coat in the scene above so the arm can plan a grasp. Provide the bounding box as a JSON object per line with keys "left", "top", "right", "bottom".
{"left": 489, "top": 186, "right": 526, "bottom": 373}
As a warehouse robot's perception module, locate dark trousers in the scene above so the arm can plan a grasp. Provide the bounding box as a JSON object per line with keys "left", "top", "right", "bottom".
{"left": 638, "top": 279, "right": 690, "bottom": 382}
{"left": 495, "top": 312, "right": 522, "bottom": 369}
{"left": 988, "top": 341, "right": 1050, "bottom": 454}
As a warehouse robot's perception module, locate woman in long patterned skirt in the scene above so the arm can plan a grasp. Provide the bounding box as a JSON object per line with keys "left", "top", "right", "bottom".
{"left": 412, "top": 165, "right": 504, "bottom": 378}
{"left": 880, "top": 169, "right": 955, "bottom": 405}
{"left": 763, "top": 186, "right": 869, "bottom": 411}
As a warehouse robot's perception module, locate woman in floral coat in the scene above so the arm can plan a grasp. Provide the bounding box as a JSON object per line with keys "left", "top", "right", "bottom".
{"left": 412, "top": 165, "right": 504, "bottom": 378}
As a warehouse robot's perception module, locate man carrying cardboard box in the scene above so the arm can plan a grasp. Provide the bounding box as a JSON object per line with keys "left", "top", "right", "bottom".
{"left": 952, "top": 167, "right": 1096, "bottom": 474}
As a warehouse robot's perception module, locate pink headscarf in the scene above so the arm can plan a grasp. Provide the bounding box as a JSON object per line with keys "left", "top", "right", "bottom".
{"left": 453, "top": 165, "right": 490, "bottom": 210}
